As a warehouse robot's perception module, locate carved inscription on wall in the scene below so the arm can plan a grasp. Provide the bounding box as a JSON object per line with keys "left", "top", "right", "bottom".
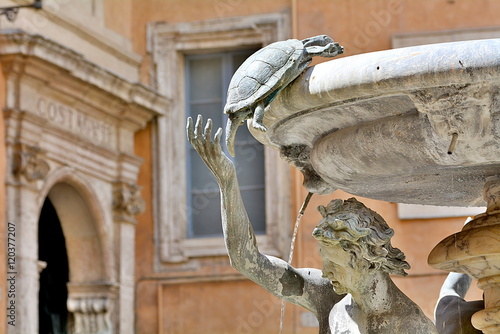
{"left": 36, "top": 97, "right": 115, "bottom": 149}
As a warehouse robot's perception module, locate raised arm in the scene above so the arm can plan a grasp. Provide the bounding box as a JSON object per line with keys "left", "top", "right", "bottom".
{"left": 438, "top": 272, "right": 472, "bottom": 299}
{"left": 434, "top": 272, "right": 484, "bottom": 334}
{"left": 187, "top": 115, "right": 260, "bottom": 269}
{"left": 187, "top": 115, "right": 339, "bottom": 314}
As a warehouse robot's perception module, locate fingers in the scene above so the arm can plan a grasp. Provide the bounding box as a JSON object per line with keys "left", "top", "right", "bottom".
{"left": 186, "top": 116, "right": 194, "bottom": 143}
{"left": 204, "top": 118, "right": 213, "bottom": 140}
{"left": 214, "top": 127, "right": 222, "bottom": 146}
{"left": 186, "top": 114, "right": 223, "bottom": 148}
{"left": 195, "top": 114, "right": 203, "bottom": 142}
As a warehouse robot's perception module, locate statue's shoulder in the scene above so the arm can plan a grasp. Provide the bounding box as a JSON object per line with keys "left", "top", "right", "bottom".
{"left": 329, "top": 295, "right": 363, "bottom": 333}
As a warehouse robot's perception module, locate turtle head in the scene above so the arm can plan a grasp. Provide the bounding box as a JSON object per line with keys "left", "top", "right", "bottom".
{"left": 301, "top": 35, "right": 343, "bottom": 58}
{"left": 225, "top": 110, "right": 252, "bottom": 157}
{"left": 301, "top": 35, "right": 334, "bottom": 48}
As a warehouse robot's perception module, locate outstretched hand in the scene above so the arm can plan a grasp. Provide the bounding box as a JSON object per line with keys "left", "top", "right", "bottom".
{"left": 187, "top": 115, "right": 236, "bottom": 185}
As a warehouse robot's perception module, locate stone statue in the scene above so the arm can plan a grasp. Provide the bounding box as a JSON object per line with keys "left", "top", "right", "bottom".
{"left": 187, "top": 115, "right": 438, "bottom": 334}
{"left": 224, "top": 35, "right": 343, "bottom": 156}
{"left": 434, "top": 272, "right": 484, "bottom": 333}
{"left": 434, "top": 218, "right": 485, "bottom": 334}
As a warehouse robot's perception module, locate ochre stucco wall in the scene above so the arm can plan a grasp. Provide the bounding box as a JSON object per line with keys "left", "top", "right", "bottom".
{"left": 124, "top": 1, "right": 497, "bottom": 332}
{"left": 296, "top": 0, "right": 500, "bottom": 55}
{"left": 129, "top": 0, "right": 291, "bottom": 84}
{"left": 158, "top": 281, "right": 293, "bottom": 334}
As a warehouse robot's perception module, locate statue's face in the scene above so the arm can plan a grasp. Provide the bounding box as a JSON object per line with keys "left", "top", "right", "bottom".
{"left": 319, "top": 243, "right": 354, "bottom": 294}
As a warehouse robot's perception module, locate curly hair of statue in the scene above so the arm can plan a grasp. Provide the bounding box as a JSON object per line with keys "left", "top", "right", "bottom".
{"left": 312, "top": 198, "right": 410, "bottom": 276}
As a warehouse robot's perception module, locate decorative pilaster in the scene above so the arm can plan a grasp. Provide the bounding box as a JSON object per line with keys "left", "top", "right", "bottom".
{"left": 6, "top": 143, "right": 46, "bottom": 333}
{"left": 429, "top": 176, "right": 500, "bottom": 333}
{"left": 112, "top": 181, "right": 144, "bottom": 334}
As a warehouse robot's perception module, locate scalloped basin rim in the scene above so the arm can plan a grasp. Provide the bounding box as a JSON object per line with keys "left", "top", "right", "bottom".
{"left": 248, "top": 39, "right": 500, "bottom": 206}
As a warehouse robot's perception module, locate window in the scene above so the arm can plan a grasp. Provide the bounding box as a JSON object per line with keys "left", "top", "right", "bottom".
{"left": 149, "top": 11, "right": 292, "bottom": 264}
{"left": 392, "top": 26, "right": 500, "bottom": 49}
{"left": 185, "top": 50, "right": 266, "bottom": 238}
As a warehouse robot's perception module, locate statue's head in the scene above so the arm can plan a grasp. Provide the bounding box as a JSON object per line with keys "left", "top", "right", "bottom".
{"left": 313, "top": 198, "right": 410, "bottom": 278}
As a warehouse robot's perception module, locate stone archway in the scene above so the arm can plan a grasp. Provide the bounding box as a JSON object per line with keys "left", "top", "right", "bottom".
{"left": 2, "top": 32, "right": 167, "bottom": 334}
{"left": 47, "top": 182, "right": 108, "bottom": 284}
{"left": 42, "top": 181, "right": 116, "bottom": 334}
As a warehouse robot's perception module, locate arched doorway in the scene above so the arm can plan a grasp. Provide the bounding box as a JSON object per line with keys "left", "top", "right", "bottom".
{"left": 37, "top": 180, "right": 116, "bottom": 334}
{"left": 38, "top": 198, "right": 69, "bottom": 334}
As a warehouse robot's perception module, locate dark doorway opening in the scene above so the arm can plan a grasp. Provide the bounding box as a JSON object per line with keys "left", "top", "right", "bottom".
{"left": 38, "top": 198, "right": 69, "bottom": 334}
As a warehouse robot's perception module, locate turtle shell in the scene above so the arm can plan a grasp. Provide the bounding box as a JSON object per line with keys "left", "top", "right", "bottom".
{"left": 224, "top": 39, "right": 304, "bottom": 114}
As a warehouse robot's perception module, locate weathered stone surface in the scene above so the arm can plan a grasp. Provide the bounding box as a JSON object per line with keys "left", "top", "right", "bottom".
{"left": 249, "top": 39, "right": 500, "bottom": 207}
{"left": 188, "top": 117, "right": 438, "bottom": 334}
{"left": 2, "top": 31, "right": 166, "bottom": 334}
{"left": 429, "top": 177, "right": 500, "bottom": 333}
{"left": 224, "top": 35, "right": 343, "bottom": 156}
{"left": 434, "top": 272, "right": 483, "bottom": 334}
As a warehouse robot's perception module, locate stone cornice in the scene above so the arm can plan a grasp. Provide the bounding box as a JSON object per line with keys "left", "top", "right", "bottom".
{"left": 150, "top": 10, "right": 289, "bottom": 37}
{"left": 148, "top": 10, "right": 291, "bottom": 54}
{"left": 9, "top": 0, "right": 141, "bottom": 83}
{"left": 0, "top": 30, "right": 169, "bottom": 126}
{"left": 43, "top": 8, "right": 141, "bottom": 68}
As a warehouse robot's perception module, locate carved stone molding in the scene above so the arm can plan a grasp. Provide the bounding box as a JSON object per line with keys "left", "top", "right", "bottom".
{"left": 67, "top": 297, "right": 112, "bottom": 334}
{"left": 66, "top": 283, "right": 117, "bottom": 334}
{"left": 0, "top": 30, "right": 161, "bottom": 334}
{"left": 13, "top": 144, "right": 50, "bottom": 182}
{"left": 112, "top": 182, "right": 146, "bottom": 222}
{"left": 0, "top": 31, "right": 168, "bottom": 126}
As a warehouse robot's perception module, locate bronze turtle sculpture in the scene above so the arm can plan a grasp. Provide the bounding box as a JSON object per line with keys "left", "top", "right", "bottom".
{"left": 224, "top": 35, "right": 343, "bottom": 156}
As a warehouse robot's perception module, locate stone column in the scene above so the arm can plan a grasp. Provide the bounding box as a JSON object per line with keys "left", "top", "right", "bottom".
{"left": 8, "top": 187, "right": 39, "bottom": 334}
{"left": 112, "top": 181, "right": 145, "bottom": 334}
{"left": 7, "top": 144, "right": 50, "bottom": 334}
{"left": 429, "top": 176, "right": 500, "bottom": 333}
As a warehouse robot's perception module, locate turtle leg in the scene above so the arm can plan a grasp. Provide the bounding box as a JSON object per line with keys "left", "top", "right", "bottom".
{"left": 252, "top": 101, "right": 267, "bottom": 132}
{"left": 226, "top": 112, "right": 246, "bottom": 157}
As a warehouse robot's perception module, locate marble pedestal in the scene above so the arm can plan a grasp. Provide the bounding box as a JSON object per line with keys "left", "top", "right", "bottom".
{"left": 429, "top": 177, "right": 500, "bottom": 333}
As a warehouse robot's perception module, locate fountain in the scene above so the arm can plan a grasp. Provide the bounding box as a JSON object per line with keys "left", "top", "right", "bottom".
{"left": 246, "top": 38, "right": 500, "bottom": 333}
{"left": 188, "top": 38, "right": 500, "bottom": 333}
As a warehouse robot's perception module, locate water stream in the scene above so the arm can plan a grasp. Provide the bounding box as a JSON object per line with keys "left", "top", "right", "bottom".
{"left": 279, "top": 192, "right": 313, "bottom": 333}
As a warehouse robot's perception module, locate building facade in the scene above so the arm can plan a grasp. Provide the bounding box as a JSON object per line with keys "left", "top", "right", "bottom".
{"left": 1, "top": 0, "right": 499, "bottom": 333}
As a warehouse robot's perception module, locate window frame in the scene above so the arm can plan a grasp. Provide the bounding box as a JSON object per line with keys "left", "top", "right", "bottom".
{"left": 184, "top": 49, "right": 267, "bottom": 239}
{"left": 148, "top": 11, "right": 292, "bottom": 264}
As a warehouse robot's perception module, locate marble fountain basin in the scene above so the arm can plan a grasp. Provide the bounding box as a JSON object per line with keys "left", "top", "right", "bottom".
{"left": 249, "top": 39, "right": 500, "bottom": 207}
